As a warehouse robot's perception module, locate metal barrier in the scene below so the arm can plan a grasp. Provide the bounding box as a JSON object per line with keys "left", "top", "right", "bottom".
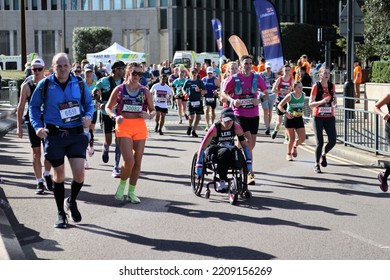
{"left": 302, "top": 94, "right": 389, "bottom": 156}
{"left": 8, "top": 80, "right": 18, "bottom": 106}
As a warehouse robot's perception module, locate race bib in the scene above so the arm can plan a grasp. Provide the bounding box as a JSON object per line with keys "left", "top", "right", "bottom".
{"left": 59, "top": 101, "right": 81, "bottom": 123}
{"left": 191, "top": 101, "right": 201, "bottom": 107}
{"left": 240, "top": 98, "right": 254, "bottom": 108}
{"left": 123, "top": 104, "right": 143, "bottom": 112}
{"left": 206, "top": 97, "right": 215, "bottom": 102}
{"left": 318, "top": 106, "right": 332, "bottom": 114}
{"left": 157, "top": 96, "right": 167, "bottom": 103}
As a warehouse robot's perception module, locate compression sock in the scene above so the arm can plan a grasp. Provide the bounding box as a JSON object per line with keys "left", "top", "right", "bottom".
{"left": 115, "top": 180, "right": 126, "bottom": 201}
{"left": 127, "top": 184, "right": 140, "bottom": 204}
{"left": 69, "top": 180, "right": 83, "bottom": 203}
{"left": 53, "top": 182, "right": 65, "bottom": 212}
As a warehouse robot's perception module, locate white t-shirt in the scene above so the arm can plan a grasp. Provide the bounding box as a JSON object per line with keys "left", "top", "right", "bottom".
{"left": 150, "top": 83, "right": 172, "bottom": 109}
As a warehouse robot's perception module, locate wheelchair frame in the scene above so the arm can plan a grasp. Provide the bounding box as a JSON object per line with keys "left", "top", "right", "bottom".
{"left": 190, "top": 150, "right": 251, "bottom": 205}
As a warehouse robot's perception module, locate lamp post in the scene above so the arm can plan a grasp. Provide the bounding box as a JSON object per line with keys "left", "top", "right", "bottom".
{"left": 21, "top": 0, "right": 26, "bottom": 68}
{"left": 62, "top": 0, "right": 67, "bottom": 53}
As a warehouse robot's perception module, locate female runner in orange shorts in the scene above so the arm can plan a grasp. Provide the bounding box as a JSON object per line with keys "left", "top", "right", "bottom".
{"left": 106, "top": 62, "right": 156, "bottom": 203}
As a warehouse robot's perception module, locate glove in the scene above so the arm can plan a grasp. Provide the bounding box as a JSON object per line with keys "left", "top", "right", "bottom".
{"left": 195, "top": 162, "right": 203, "bottom": 177}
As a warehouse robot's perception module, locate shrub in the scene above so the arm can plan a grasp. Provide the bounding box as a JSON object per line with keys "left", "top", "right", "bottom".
{"left": 370, "top": 61, "right": 390, "bottom": 83}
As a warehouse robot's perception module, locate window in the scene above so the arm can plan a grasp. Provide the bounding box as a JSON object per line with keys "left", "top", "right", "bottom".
{"left": 160, "top": 8, "right": 167, "bottom": 29}
{"left": 42, "top": 31, "right": 56, "bottom": 65}
{"left": 51, "top": 0, "right": 58, "bottom": 10}
{"left": 71, "top": 0, "right": 77, "bottom": 10}
{"left": 0, "top": 31, "right": 11, "bottom": 55}
{"left": 103, "top": 1, "right": 110, "bottom": 10}
{"left": 4, "top": 0, "right": 10, "bottom": 10}
{"left": 13, "top": 0, "right": 19, "bottom": 10}
{"left": 81, "top": 0, "right": 88, "bottom": 10}
{"left": 137, "top": 0, "right": 144, "bottom": 8}
{"left": 41, "top": 0, "right": 47, "bottom": 10}
{"left": 32, "top": 0, "right": 38, "bottom": 10}
{"left": 125, "top": 0, "right": 133, "bottom": 9}
{"left": 92, "top": 0, "right": 99, "bottom": 10}
{"left": 160, "top": 0, "right": 168, "bottom": 7}
{"left": 114, "top": 0, "right": 122, "bottom": 9}
{"left": 148, "top": 0, "right": 156, "bottom": 7}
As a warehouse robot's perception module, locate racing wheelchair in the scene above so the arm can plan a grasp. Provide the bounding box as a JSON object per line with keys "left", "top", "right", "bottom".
{"left": 190, "top": 147, "right": 252, "bottom": 205}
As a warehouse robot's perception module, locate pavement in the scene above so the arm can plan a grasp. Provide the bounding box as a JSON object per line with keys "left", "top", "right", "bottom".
{"left": 0, "top": 83, "right": 385, "bottom": 259}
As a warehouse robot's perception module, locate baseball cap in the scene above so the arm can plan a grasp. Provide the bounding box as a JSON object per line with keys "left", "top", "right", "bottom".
{"left": 221, "top": 107, "right": 235, "bottom": 122}
{"left": 265, "top": 62, "right": 272, "bottom": 68}
{"left": 206, "top": 66, "right": 214, "bottom": 74}
{"left": 31, "top": 58, "right": 45, "bottom": 68}
{"left": 111, "top": 60, "right": 126, "bottom": 69}
{"left": 84, "top": 64, "right": 94, "bottom": 72}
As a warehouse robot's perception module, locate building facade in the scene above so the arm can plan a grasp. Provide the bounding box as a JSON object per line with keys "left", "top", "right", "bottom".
{"left": 0, "top": 0, "right": 348, "bottom": 68}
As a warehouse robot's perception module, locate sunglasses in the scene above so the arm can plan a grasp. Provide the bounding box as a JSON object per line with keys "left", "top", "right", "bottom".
{"left": 32, "top": 68, "right": 43, "bottom": 72}
{"left": 131, "top": 71, "right": 143, "bottom": 77}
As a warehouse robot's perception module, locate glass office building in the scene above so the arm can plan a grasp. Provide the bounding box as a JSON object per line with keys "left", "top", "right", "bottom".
{"left": 0, "top": 0, "right": 345, "bottom": 66}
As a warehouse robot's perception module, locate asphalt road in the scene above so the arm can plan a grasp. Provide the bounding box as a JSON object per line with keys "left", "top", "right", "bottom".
{"left": 1, "top": 110, "right": 390, "bottom": 260}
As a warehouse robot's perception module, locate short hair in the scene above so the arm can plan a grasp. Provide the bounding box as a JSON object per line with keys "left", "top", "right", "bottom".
{"left": 240, "top": 55, "right": 254, "bottom": 62}
{"left": 127, "top": 62, "right": 141, "bottom": 68}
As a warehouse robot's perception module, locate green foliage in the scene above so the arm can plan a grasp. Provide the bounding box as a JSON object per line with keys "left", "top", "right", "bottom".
{"left": 362, "top": 0, "right": 390, "bottom": 59}
{"left": 72, "top": 27, "right": 112, "bottom": 63}
{"left": 370, "top": 61, "right": 390, "bottom": 83}
{"left": 280, "top": 23, "right": 324, "bottom": 63}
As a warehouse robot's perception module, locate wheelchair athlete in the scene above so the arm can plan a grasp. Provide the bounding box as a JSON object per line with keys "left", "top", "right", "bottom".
{"left": 195, "top": 107, "right": 252, "bottom": 191}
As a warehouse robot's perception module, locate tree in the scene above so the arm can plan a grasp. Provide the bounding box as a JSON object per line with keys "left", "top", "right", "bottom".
{"left": 72, "top": 27, "right": 112, "bottom": 63}
{"left": 362, "top": 0, "right": 390, "bottom": 59}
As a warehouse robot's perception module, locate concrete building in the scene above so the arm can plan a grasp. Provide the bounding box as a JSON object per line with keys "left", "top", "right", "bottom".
{"left": 0, "top": 0, "right": 353, "bottom": 68}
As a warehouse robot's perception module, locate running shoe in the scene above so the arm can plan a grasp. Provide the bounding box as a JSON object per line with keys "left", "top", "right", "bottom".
{"left": 154, "top": 124, "right": 159, "bottom": 132}
{"left": 88, "top": 146, "right": 95, "bottom": 157}
{"left": 378, "top": 172, "right": 388, "bottom": 192}
{"left": 179, "top": 119, "right": 182, "bottom": 124}
{"left": 184, "top": 114, "right": 189, "bottom": 120}
{"left": 283, "top": 137, "right": 289, "bottom": 144}
{"left": 286, "top": 154, "right": 293, "bottom": 161}
{"left": 112, "top": 167, "right": 121, "bottom": 178}
{"left": 127, "top": 191, "right": 141, "bottom": 204}
{"left": 292, "top": 146, "right": 298, "bottom": 157}
{"left": 247, "top": 172, "right": 255, "bottom": 185}
{"left": 191, "top": 130, "right": 198, "bottom": 137}
{"left": 204, "top": 125, "right": 209, "bottom": 131}
{"left": 35, "top": 181, "right": 45, "bottom": 195}
{"left": 216, "top": 180, "right": 227, "bottom": 192}
{"left": 186, "top": 127, "right": 192, "bottom": 135}
{"left": 101, "top": 146, "right": 109, "bottom": 163}
{"left": 314, "top": 164, "right": 322, "bottom": 173}
{"left": 65, "top": 197, "right": 82, "bottom": 222}
{"left": 159, "top": 130, "right": 164, "bottom": 135}
{"left": 320, "top": 155, "right": 327, "bottom": 167}
{"left": 54, "top": 211, "right": 68, "bottom": 228}
{"left": 44, "top": 174, "right": 53, "bottom": 191}
{"left": 271, "top": 130, "right": 278, "bottom": 139}
{"left": 265, "top": 128, "right": 270, "bottom": 135}
{"left": 84, "top": 160, "right": 90, "bottom": 169}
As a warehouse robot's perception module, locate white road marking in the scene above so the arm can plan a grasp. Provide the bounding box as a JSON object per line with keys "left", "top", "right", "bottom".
{"left": 341, "top": 230, "right": 390, "bottom": 249}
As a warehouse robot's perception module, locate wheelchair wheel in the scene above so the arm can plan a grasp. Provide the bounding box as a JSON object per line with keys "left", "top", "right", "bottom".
{"left": 191, "top": 152, "right": 204, "bottom": 196}
{"left": 228, "top": 177, "right": 239, "bottom": 205}
{"left": 239, "top": 164, "right": 250, "bottom": 199}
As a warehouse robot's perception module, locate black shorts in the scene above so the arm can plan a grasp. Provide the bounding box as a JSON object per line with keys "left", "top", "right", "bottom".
{"left": 236, "top": 116, "right": 259, "bottom": 135}
{"left": 205, "top": 97, "right": 217, "bottom": 109}
{"left": 155, "top": 106, "right": 168, "bottom": 114}
{"left": 188, "top": 101, "right": 204, "bottom": 115}
{"left": 27, "top": 122, "right": 44, "bottom": 148}
{"left": 102, "top": 113, "right": 115, "bottom": 134}
{"left": 284, "top": 116, "right": 305, "bottom": 129}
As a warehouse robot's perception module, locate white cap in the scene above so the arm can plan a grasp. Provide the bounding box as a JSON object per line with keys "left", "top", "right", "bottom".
{"left": 265, "top": 62, "right": 272, "bottom": 68}
{"left": 31, "top": 58, "right": 45, "bottom": 67}
{"left": 206, "top": 66, "right": 214, "bottom": 74}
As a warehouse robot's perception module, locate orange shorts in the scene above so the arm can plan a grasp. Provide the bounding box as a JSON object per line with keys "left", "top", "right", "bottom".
{"left": 115, "top": 118, "right": 148, "bottom": 140}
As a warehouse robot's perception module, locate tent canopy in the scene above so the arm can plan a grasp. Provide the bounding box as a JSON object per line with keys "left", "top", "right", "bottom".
{"left": 86, "top": 42, "right": 146, "bottom": 65}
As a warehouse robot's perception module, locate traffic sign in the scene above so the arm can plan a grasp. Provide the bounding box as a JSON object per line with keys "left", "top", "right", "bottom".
{"left": 339, "top": 0, "right": 364, "bottom": 37}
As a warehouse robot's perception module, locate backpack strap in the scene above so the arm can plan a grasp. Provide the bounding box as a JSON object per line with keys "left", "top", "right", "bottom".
{"left": 233, "top": 74, "right": 242, "bottom": 95}
{"left": 252, "top": 73, "right": 259, "bottom": 94}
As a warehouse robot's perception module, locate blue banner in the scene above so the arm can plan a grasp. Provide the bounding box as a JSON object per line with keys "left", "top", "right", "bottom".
{"left": 253, "top": 0, "right": 284, "bottom": 72}
{"left": 211, "top": 18, "right": 223, "bottom": 64}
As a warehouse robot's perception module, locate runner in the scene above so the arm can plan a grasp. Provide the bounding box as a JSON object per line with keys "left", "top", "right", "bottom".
{"left": 182, "top": 67, "right": 206, "bottom": 137}
{"left": 260, "top": 62, "right": 276, "bottom": 135}
{"left": 16, "top": 58, "right": 53, "bottom": 194}
{"left": 171, "top": 70, "right": 188, "bottom": 124}
{"left": 150, "top": 73, "right": 173, "bottom": 135}
{"left": 202, "top": 66, "right": 220, "bottom": 131}
{"left": 105, "top": 62, "right": 156, "bottom": 203}
{"left": 277, "top": 81, "right": 306, "bottom": 161}
{"left": 221, "top": 55, "right": 268, "bottom": 185}
{"left": 308, "top": 65, "right": 337, "bottom": 173}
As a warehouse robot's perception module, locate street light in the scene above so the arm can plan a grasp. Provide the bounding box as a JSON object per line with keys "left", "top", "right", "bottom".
{"left": 62, "top": 0, "right": 67, "bottom": 53}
